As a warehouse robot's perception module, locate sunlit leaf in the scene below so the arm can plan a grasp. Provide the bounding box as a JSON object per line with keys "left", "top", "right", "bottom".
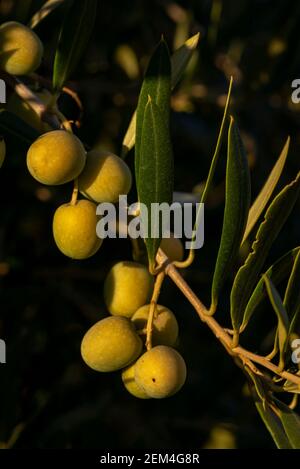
{"left": 171, "top": 32, "right": 200, "bottom": 88}
{"left": 284, "top": 250, "right": 300, "bottom": 333}
{"left": 135, "top": 38, "right": 171, "bottom": 191}
{"left": 53, "top": 0, "right": 97, "bottom": 91}
{"left": 231, "top": 172, "right": 300, "bottom": 332}
{"left": 138, "top": 98, "right": 173, "bottom": 272}
{"left": 28, "top": 0, "right": 65, "bottom": 29}
{"left": 122, "top": 33, "right": 199, "bottom": 157}
{"left": 210, "top": 117, "right": 250, "bottom": 313}
{"left": 242, "top": 137, "right": 290, "bottom": 244}
{"left": 274, "top": 398, "right": 300, "bottom": 449}
{"left": 241, "top": 247, "right": 299, "bottom": 331}
{"left": 263, "top": 275, "right": 289, "bottom": 369}
{"left": 185, "top": 78, "right": 233, "bottom": 258}
{"left": 246, "top": 368, "right": 292, "bottom": 448}
{"left": 255, "top": 401, "right": 292, "bottom": 448}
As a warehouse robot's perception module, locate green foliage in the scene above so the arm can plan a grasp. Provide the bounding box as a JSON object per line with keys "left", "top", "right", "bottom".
{"left": 263, "top": 275, "right": 289, "bottom": 369}
{"left": 138, "top": 98, "right": 174, "bottom": 272}
{"left": 122, "top": 33, "right": 200, "bottom": 157}
{"left": 274, "top": 398, "right": 300, "bottom": 449}
{"left": 242, "top": 137, "right": 290, "bottom": 244}
{"left": 210, "top": 117, "right": 250, "bottom": 313}
{"left": 231, "top": 172, "right": 300, "bottom": 332}
{"left": 53, "top": 0, "right": 97, "bottom": 91}
{"left": 284, "top": 250, "right": 300, "bottom": 328}
{"left": 242, "top": 247, "right": 300, "bottom": 331}
{"left": 135, "top": 39, "right": 171, "bottom": 192}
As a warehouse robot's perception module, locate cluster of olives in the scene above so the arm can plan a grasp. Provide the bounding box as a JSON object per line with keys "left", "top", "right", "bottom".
{"left": 0, "top": 20, "right": 187, "bottom": 399}
{"left": 25, "top": 124, "right": 185, "bottom": 400}
{"left": 81, "top": 260, "right": 187, "bottom": 399}
{"left": 26, "top": 130, "right": 132, "bottom": 259}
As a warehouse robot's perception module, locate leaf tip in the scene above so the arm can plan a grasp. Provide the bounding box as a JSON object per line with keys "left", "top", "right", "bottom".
{"left": 185, "top": 32, "right": 201, "bottom": 50}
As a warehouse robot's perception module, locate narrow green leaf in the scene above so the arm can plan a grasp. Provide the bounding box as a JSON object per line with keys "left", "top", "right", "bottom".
{"left": 246, "top": 368, "right": 292, "bottom": 448}
{"left": 241, "top": 247, "right": 300, "bottom": 331}
{"left": 274, "top": 398, "right": 300, "bottom": 448}
{"left": 122, "top": 33, "right": 199, "bottom": 157}
{"left": 28, "top": 0, "right": 65, "bottom": 29}
{"left": 201, "top": 77, "right": 233, "bottom": 206}
{"left": 187, "top": 78, "right": 233, "bottom": 255}
{"left": 231, "top": 172, "right": 300, "bottom": 332}
{"left": 210, "top": 117, "right": 251, "bottom": 313}
{"left": 0, "top": 110, "right": 40, "bottom": 143}
{"left": 171, "top": 32, "right": 200, "bottom": 88}
{"left": 135, "top": 38, "right": 171, "bottom": 192}
{"left": 53, "top": 0, "right": 97, "bottom": 91}
{"left": 263, "top": 275, "right": 289, "bottom": 368}
{"left": 255, "top": 402, "right": 292, "bottom": 448}
{"left": 284, "top": 250, "right": 300, "bottom": 334}
{"left": 242, "top": 137, "right": 290, "bottom": 244}
{"left": 138, "top": 98, "right": 174, "bottom": 272}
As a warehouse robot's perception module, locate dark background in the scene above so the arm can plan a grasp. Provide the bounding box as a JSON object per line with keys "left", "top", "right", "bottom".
{"left": 0, "top": 0, "right": 299, "bottom": 449}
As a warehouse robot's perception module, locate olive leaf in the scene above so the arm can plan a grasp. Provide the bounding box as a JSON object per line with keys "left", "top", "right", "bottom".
{"left": 53, "top": 0, "right": 97, "bottom": 91}
{"left": 138, "top": 97, "right": 173, "bottom": 272}
{"left": 242, "top": 137, "right": 290, "bottom": 245}
{"left": 246, "top": 368, "right": 292, "bottom": 448}
{"left": 28, "top": 0, "right": 65, "bottom": 29}
{"left": 263, "top": 275, "right": 289, "bottom": 369}
{"left": 188, "top": 77, "right": 233, "bottom": 254}
{"left": 210, "top": 117, "right": 250, "bottom": 313}
{"left": 273, "top": 397, "right": 300, "bottom": 449}
{"left": 241, "top": 247, "right": 300, "bottom": 332}
{"left": 122, "top": 33, "right": 200, "bottom": 158}
{"left": 135, "top": 38, "right": 171, "bottom": 192}
{"left": 284, "top": 250, "right": 300, "bottom": 331}
{"left": 231, "top": 172, "right": 300, "bottom": 332}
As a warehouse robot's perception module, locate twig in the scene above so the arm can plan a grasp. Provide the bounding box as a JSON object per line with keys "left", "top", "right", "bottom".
{"left": 70, "top": 178, "right": 78, "bottom": 206}
{"left": 146, "top": 271, "right": 165, "bottom": 350}
{"left": 156, "top": 249, "right": 300, "bottom": 387}
{"left": 1, "top": 71, "right": 60, "bottom": 129}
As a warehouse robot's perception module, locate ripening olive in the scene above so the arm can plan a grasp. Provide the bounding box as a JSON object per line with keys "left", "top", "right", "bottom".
{"left": 134, "top": 345, "right": 186, "bottom": 398}
{"left": 81, "top": 316, "right": 142, "bottom": 372}
{"left": 121, "top": 362, "right": 150, "bottom": 399}
{"left": 27, "top": 130, "right": 86, "bottom": 185}
{"left": 53, "top": 199, "right": 102, "bottom": 259}
{"left": 78, "top": 149, "right": 132, "bottom": 203}
{"left": 131, "top": 304, "right": 178, "bottom": 347}
{"left": 104, "top": 261, "right": 153, "bottom": 318}
{"left": 0, "top": 21, "right": 43, "bottom": 75}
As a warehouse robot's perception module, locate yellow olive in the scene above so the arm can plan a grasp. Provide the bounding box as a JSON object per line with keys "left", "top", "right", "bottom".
{"left": 160, "top": 233, "right": 184, "bottom": 262}
{"left": 135, "top": 345, "right": 186, "bottom": 398}
{"left": 81, "top": 316, "right": 142, "bottom": 372}
{"left": 121, "top": 363, "right": 150, "bottom": 399}
{"left": 0, "top": 21, "right": 43, "bottom": 75}
{"left": 78, "top": 149, "right": 132, "bottom": 203}
{"left": 104, "top": 261, "right": 153, "bottom": 318}
{"left": 132, "top": 304, "right": 178, "bottom": 347}
{"left": 53, "top": 199, "right": 102, "bottom": 259}
{"left": 27, "top": 130, "right": 86, "bottom": 185}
